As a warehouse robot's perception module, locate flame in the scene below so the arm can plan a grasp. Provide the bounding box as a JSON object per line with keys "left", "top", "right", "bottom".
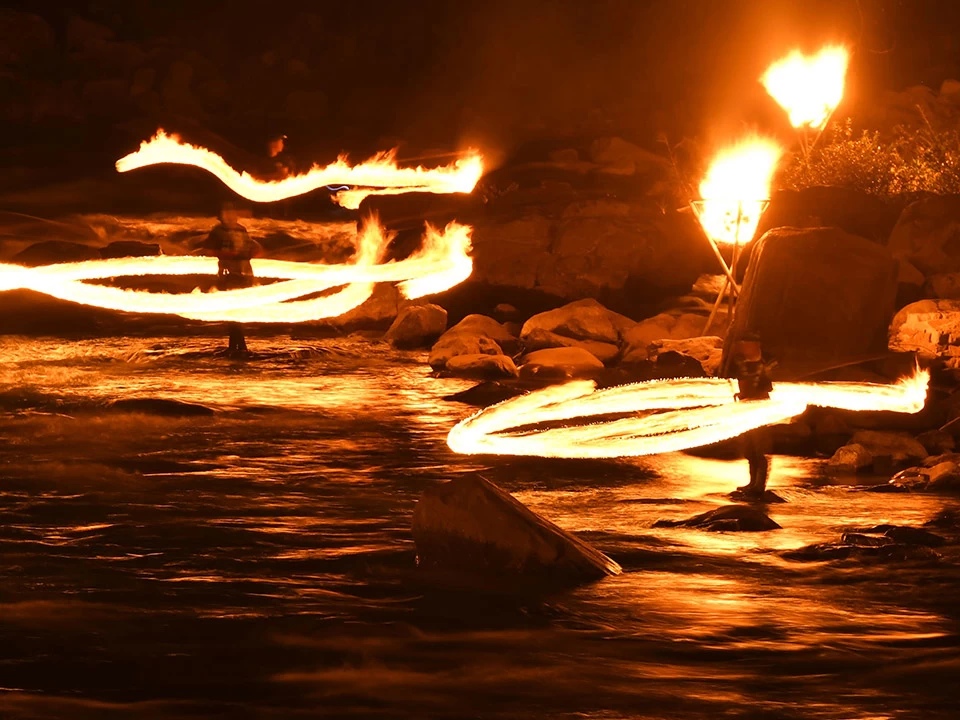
{"left": 694, "top": 135, "right": 783, "bottom": 245}
{"left": 0, "top": 220, "right": 473, "bottom": 323}
{"left": 447, "top": 369, "right": 929, "bottom": 458}
{"left": 761, "top": 45, "right": 849, "bottom": 130}
{"left": 115, "top": 130, "right": 484, "bottom": 208}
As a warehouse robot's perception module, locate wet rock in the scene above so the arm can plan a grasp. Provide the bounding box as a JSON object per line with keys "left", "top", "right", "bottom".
{"left": 621, "top": 313, "right": 709, "bottom": 363}
{"left": 383, "top": 303, "right": 447, "bottom": 349}
{"left": 518, "top": 347, "right": 604, "bottom": 381}
{"left": 724, "top": 227, "right": 899, "bottom": 378}
{"left": 107, "top": 398, "right": 215, "bottom": 417}
{"left": 851, "top": 430, "right": 928, "bottom": 466}
{"left": 412, "top": 475, "right": 621, "bottom": 583}
{"left": 12, "top": 240, "right": 101, "bottom": 267}
{"left": 647, "top": 336, "right": 723, "bottom": 376}
{"left": 870, "top": 525, "right": 947, "bottom": 547}
{"left": 653, "top": 504, "right": 781, "bottom": 532}
{"left": 442, "top": 381, "right": 526, "bottom": 406}
{"left": 888, "top": 195, "right": 960, "bottom": 276}
{"left": 99, "top": 240, "right": 161, "bottom": 259}
{"left": 521, "top": 328, "right": 620, "bottom": 365}
{"left": 443, "top": 354, "right": 519, "bottom": 379}
{"left": 783, "top": 542, "right": 941, "bottom": 562}
{"left": 520, "top": 298, "right": 634, "bottom": 346}
{"left": 428, "top": 314, "right": 515, "bottom": 369}
{"left": 827, "top": 442, "right": 873, "bottom": 473}
{"left": 887, "top": 456, "right": 960, "bottom": 492}
{"left": 320, "top": 284, "right": 400, "bottom": 331}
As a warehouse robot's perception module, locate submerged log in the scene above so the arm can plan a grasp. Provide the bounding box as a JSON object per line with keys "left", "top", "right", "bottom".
{"left": 412, "top": 475, "right": 621, "bottom": 584}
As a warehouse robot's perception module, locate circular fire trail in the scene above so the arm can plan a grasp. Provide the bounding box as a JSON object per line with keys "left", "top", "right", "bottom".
{"left": 447, "top": 371, "right": 929, "bottom": 458}
{"left": 0, "top": 221, "right": 473, "bottom": 323}
{"left": 115, "top": 130, "right": 484, "bottom": 209}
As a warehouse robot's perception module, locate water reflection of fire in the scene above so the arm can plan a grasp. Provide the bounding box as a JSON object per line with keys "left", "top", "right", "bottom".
{"left": 0, "top": 219, "right": 473, "bottom": 323}
{"left": 447, "top": 370, "right": 929, "bottom": 458}
{"left": 115, "top": 130, "right": 484, "bottom": 209}
{"left": 761, "top": 45, "right": 849, "bottom": 131}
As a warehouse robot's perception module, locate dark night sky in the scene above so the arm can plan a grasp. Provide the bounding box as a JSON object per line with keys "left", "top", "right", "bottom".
{"left": 3, "top": 0, "right": 959, "bottom": 165}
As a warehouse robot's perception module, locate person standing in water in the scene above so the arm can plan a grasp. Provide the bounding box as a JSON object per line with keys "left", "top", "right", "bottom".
{"left": 198, "top": 202, "right": 263, "bottom": 355}
{"left": 732, "top": 332, "right": 775, "bottom": 498}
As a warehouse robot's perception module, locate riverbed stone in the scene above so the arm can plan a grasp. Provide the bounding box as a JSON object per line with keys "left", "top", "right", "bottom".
{"left": 520, "top": 298, "right": 635, "bottom": 346}
{"left": 412, "top": 474, "right": 621, "bottom": 583}
{"left": 443, "top": 353, "right": 519, "bottom": 379}
{"left": 12, "top": 240, "right": 101, "bottom": 266}
{"left": 647, "top": 336, "right": 723, "bottom": 376}
{"left": 521, "top": 328, "right": 620, "bottom": 364}
{"left": 383, "top": 303, "right": 447, "bottom": 349}
{"left": 428, "top": 314, "right": 516, "bottom": 369}
{"left": 518, "top": 346, "right": 604, "bottom": 381}
{"left": 828, "top": 442, "right": 873, "bottom": 473}
{"left": 653, "top": 504, "right": 781, "bottom": 532}
{"left": 851, "top": 430, "right": 928, "bottom": 466}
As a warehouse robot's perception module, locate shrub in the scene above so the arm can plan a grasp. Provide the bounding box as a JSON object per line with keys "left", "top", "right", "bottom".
{"left": 780, "top": 117, "right": 960, "bottom": 198}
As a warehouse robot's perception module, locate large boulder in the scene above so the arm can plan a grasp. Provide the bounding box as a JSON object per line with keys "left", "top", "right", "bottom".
{"left": 99, "top": 240, "right": 161, "bottom": 259}
{"left": 850, "top": 430, "right": 928, "bottom": 468}
{"left": 12, "top": 240, "right": 101, "bottom": 267}
{"left": 647, "top": 336, "right": 724, "bottom": 376}
{"left": 428, "top": 314, "right": 516, "bottom": 369}
{"left": 518, "top": 347, "right": 604, "bottom": 381}
{"left": 724, "top": 227, "right": 899, "bottom": 378}
{"left": 520, "top": 298, "right": 635, "bottom": 345}
{"left": 412, "top": 475, "right": 621, "bottom": 583}
{"left": 521, "top": 328, "right": 620, "bottom": 364}
{"left": 888, "top": 195, "right": 960, "bottom": 277}
{"left": 383, "top": 303, "right": 447, "bottom": 349}
{"left": 827, "top": 442, "right": 873, "bottom": 473}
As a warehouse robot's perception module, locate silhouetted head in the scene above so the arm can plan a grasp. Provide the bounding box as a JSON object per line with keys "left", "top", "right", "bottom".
{"left": 736, "top": 331, "right": 763, "bottom": 362}
{"left": 219, "top": 201, "right": 239, "bottom": 226}
{"left": 267, "top": 135, "right": 286, "bottom": 158}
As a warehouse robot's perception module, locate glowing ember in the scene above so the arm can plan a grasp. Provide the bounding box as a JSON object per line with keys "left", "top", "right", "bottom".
{"left": 761, "top": 45, "right": 849, "bottom": 130}
{"left": 115, "top": 130, "right": 484, "bottom": 208}
{"left": 447, "top": 370, "right": 929, "bottom": 458}
{"left": 0, "top": 220, "right": 473, "bottom": 323}
{"left": 694, "top": 135, "right": 783, "bottom": 246}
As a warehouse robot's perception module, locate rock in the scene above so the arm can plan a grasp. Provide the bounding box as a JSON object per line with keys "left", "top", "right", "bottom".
{"left": 518, "top": 347, "right": 604, "bottom": 381}
{"left": 621, "top": 313, "right": 712, "bottom": 363}
{"left": 521, "top": 328, "right": 620, "bottom": 364}
{"left": 783, "top": 541, "right": 941, "bottom": 562}
{"left": 725, "top": 227, "right": 899, "bottom": 378}
{"left": 12, "top": 240, "right": 101, "bottom": 267}
{"left": 442, "top": 381, "right": 526, "bottom": 406}
{"left": 755, "top": 187, "right": 901, "bottom": 246}
{"left": 888, "top": 195, "right": 960, "bottom": 276}
{"left": 851, "top": 430, "right": 928, "bottom": 466}
{"left": 443, "top": 354, "right": 519, "bottom": 379}
{"left": 647, "top": 336, "right": 723, "bottom": 376}
{"left": 927, "top": 272, "right": 960, "bottom": 299}
{"left": 889, "top": 299, "right": 960, "bottom": 367}
{"left": 107, "top": 398, "right": 215, "bottom": 417}
{"left": 899, "top": 259, "right": 926, "bottom": 287}
{"left": 653, "top": 504, "right": 781, "bottom": 532}
{"left": 917, "top": 429, "right": 955, "bottom": 455}
{"left": 0, "top": 10, "right": 55, "bottom": 67}
{"left": 875, "top": 525, "right": 947, "bottom": 547}
{"left": 927, "top": 461, "right": 960, "bottom": 491}
{"left": 828, "top": 442, "right": 873, "bottom": 472}
{"left": 589, "top": 136, "right": 672, "bottom": 177}
{"left": 412, "top": 475, "right": 621, "bottom": 583}
{"left": 320, "top": 283, "right": 400, "bottom": 331}
{"left": 428, "top": 314, "right": 516, "bottom": 369}
{"left": 383, "top": 304, "right": 447, "bottom": 349}
{"left": 99, "top": 240, "right": 161, "bottom": 259}
{"left": 429, "top": 334, "right": 503, "bottom": 370}
{"left": 493, "top": 303, "right": 518, "bottom": 321}
{"left": 520, "top": 298, "right": 635, "bottom": 346}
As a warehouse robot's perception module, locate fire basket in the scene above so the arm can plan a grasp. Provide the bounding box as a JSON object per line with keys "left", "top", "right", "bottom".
{"left": 690, "top": 198, "right": 770, "bottom": 335}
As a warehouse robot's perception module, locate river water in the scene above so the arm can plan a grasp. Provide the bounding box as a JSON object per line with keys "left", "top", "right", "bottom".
{"left": 1, "top": 335, "right": 958, "bottom": 719}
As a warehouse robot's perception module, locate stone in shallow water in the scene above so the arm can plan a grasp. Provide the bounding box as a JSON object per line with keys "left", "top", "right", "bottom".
{"left": 520, "top": 298, "right": 634, "bottom": 346}
{"left": 107, "top": 397, "right": 215, "bottom": 416}
{"left": 653, "top": 504, "right": 781, "bottom": 532}
{"left": 518, "top": 346, "right": 604, "bottom": 380}
{"left": 412, "top": 475, "right": 621, "bottom": 584}
{"left": 442, "top": 353, "right": 518, "bottom": 379}
{"left": 383, "top": 303, "right": 447, "bottom": 349}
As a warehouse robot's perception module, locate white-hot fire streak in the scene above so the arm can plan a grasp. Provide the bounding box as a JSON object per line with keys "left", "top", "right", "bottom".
{"left": 447, "top": 370, "right": 929, "bottom": 458}
{"left": 0, "top": 221, "right": 473, "bottom": 323}
{"left": 115, "top": 130, "right": 484, "bottom": 209}
{"left": 694, "top": 135, "right": 783, "bottom": 246}
{"left": 761, "top": 45, "right": 849, "bottom": 130}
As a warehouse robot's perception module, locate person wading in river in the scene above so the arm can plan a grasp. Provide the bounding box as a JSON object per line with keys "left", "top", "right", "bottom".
{"left": 199, "top": 202, "right": 263, "bottom": 355}
{"left": 732, "top": 332, "right": 775, "bottom": 499}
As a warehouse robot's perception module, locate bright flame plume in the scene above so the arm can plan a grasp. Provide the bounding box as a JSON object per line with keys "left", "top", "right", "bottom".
{"left": 695, "top": 135, "right": 783, "bottom": 245}
{"left": 0, "top": 220, "right": 473, "bottom": 323}
{"left": 761, "top": 45, "right": 849, "bottom": 131}
{"left": 115, "top": 130, "right": 484, "bottom": 209}
{"left": 448, "top": 370, "right": 929, "bottom": 458}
